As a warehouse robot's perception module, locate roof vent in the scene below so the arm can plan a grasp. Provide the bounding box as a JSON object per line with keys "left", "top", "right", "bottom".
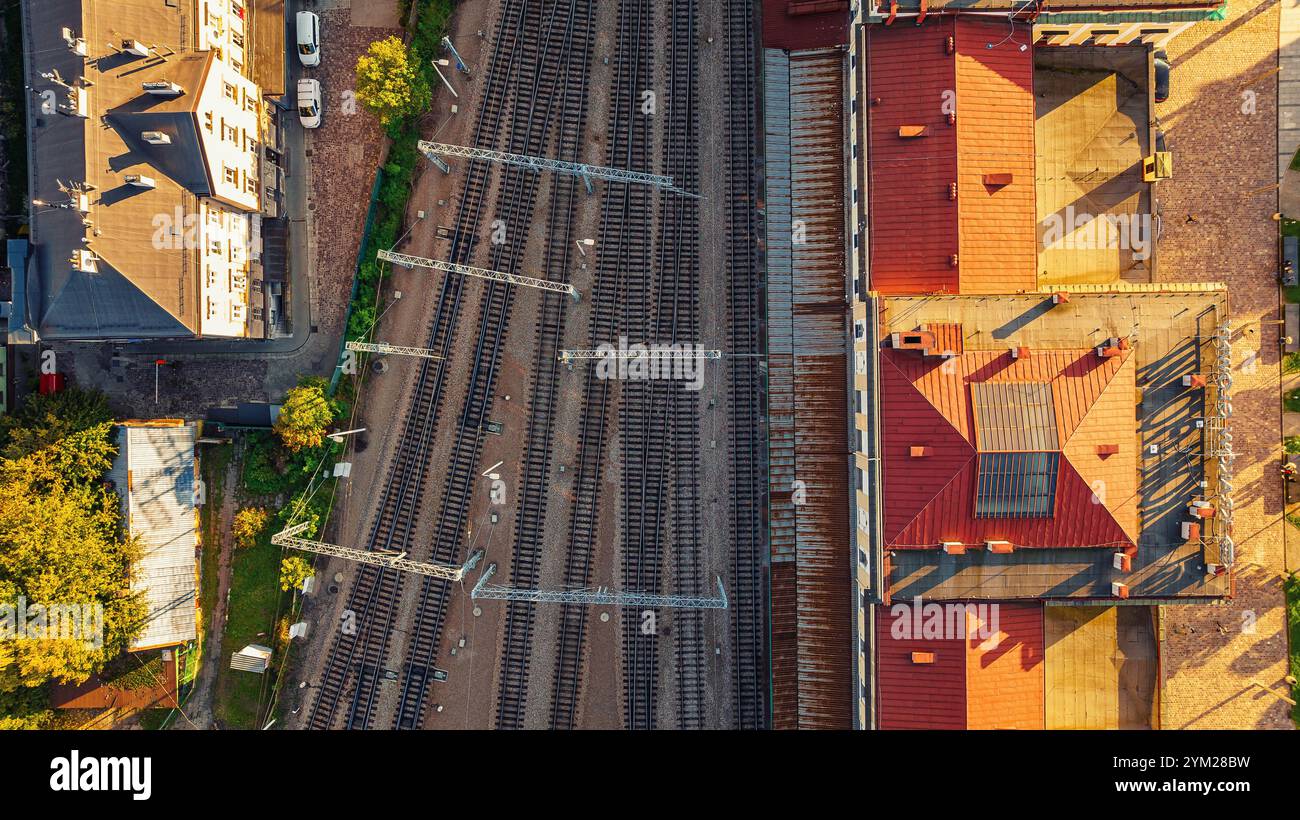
{"left": 910, "top": 652, "right": 936, "bottom": 664}
{"left": 141, "top": 131, "right": 171, "bottom": 145}
{"left": 909, "top": 445, "right": 932, "bottom": 458}
{"left": 898, "top": 125, "right": 928, "bottom": 138}
{"left": 1096, "top": 443, "right": 1119, "bottom": 457}
{"left": 142, "top": 80, "right": 182, "bottom": 96}
{"left": 122, "top": 39, "right": 151, "bottom": 58}
{"left": 1010, "top": 345, "right": 1031, "bottom": 359}
{"left": 124, "top": 174, "right": 156, "bottom": 189}
{"left": 982, "top": 173, "right": 1013, "bottom": 187}
{"left": 62, "top": 28, "right": 87, "bottom": 57}
{"left": 1182, "top": 373, "right": 1207, "bottom": 389}
{"left": 72, "top": 249, "right": 98, "bottom": 273}
{"left": 1051, "top": 292, "right": 1070, "bottom": 304}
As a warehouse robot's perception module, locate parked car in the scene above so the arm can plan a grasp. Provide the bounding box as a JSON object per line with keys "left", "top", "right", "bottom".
{"left": 296, "top": 11, "right": 321, "bottom": 67}
{"left": 1153, "top": 50, "right": 1170, "bottom": 103}
{"left": 297, "top": 78, "right": 322, "bottom": 129}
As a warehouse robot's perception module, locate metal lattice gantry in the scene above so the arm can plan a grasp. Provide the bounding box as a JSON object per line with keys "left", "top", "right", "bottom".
{"left": 345, "top": 340, "right": 445, "bottom": 360}
{"left": 417, "top": 140, "right": 698, "bottom": 197}
{"left": 470, "top": 563, "right": 728, "bottom": 610}
{"left": 271, "top": 521, "right": 483, "bottom": 582}
{"left": 558, "top": 348, "right": 723, "bottom": 362}
{"left": 377, "top": 249, "right": 578, "bottom": 298}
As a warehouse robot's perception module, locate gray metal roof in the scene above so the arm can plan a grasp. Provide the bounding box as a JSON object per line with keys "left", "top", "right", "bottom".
{"left": 108, "top": 423, "right": 198, "bottom": 649}
{"left": 22, "top": 0, "right": 211, "bottom": 340}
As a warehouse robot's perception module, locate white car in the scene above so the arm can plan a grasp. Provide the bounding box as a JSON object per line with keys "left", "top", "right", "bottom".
{"left": 296, "top": 11, "right": 321, "bottom": 68}
{"left": 297, "top": 78, "right": 322, "bottom": 129}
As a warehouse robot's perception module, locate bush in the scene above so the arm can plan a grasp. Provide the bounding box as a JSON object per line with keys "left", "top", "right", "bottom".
{"left": 233, "top": 507, "right": 271, "bottom": 549}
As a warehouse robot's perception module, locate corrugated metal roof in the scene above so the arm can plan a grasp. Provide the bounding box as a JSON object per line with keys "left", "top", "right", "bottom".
{"left": 764, "top": 49, "right": 851, "bottom": 730}
{"left": 109, "top": 423, "right": 198, "bottom": 649}
{"left": 762, "top": 0, "right": 849, "bottom": 50}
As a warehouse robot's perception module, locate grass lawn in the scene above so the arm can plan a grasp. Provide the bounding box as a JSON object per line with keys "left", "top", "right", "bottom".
{"left": 198, "top": 443, "right": 232, "bottom": 677}
{"left": 1286, "top": 389, "right": 1300, "bottom": 415}
{"left": 212, "top": 526, "right": 285, "bottom": 729}
{"left": 1286, "top": 575, "right": 1300, "bottom": 726}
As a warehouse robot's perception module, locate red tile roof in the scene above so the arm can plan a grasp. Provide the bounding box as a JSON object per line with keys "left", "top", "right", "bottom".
{"left": 880, "top": 341, "right": 1138, "bottom": 549}
{"left": 866, "top": 18, "right": 1037, "bottom": 295}
{"left": 876, "top": 602, "right": 1044, "bottom": 729}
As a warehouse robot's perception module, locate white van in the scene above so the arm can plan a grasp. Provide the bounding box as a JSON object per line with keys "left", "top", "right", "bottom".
{"left": 296, "top": 11, "right": 320, "bottom": 67}
{"left": 297, "top": 78, "right": 322, "bottom": 129}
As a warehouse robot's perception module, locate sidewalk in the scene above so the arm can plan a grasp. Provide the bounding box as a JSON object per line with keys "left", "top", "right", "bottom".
{"left": 1155, "top": 0, "right": 1293, "bottom": 729}
{"left": 1281, "top": 0, "right": 1300, "bottom": 213}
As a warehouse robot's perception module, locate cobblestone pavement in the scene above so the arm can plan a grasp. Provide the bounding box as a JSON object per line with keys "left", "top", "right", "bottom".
{"left": 1155, "top": 0, "right": 1294, "bottom": 729}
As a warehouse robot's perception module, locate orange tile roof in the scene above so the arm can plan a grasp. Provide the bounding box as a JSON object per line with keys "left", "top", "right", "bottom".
{"left": 954, "top": 20, "right": 1038, "bottom": 294}
{"left": 867, "top": 18, "right": 1038, "bottom": 296}
{"left": 880, "top": 345, "right": 1138, "bottom": 550}
{"left": 877, "top": 602, "right": 1045, "bottom": 729}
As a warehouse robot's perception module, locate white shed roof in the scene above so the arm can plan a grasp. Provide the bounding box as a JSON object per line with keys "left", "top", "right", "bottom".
{"left": 108, "top": 423, "right": 198, "bottom": 650}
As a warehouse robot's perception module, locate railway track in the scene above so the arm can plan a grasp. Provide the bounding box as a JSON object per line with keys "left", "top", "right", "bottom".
{"left": 308, "top": 0, "right": 576, "bottom": 730}
{"left": 393, "top": 0, "right": 596, "bottom": 730}
{"left": 724, "top": 0, "right": 768, "bottom": 731}
{"left": 663, "top": 0, "right": 706, "bottom": 730}
{"left": 546, "top": 0, "right": 657, "bottom": 730}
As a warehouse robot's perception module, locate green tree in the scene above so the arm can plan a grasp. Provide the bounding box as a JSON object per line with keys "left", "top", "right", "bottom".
{"left": 355, "top": 36, "right": 431, "bottom": 127}
{"left": 273, "top": 381, "right": 337, "bottom": 452}
{"left": 0, "top": 419, "right": 146, "bottom": 694}
{"left": 0, "top": 388, "right": 111, "bottom": 462}
{"left": 279, "top": 556, "right": 314, "bottom": 592}
{"left": 232, "top": 507, "right": 270, "bottom": 549}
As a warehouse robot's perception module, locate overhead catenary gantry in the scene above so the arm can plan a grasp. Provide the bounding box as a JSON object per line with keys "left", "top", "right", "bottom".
{"left": 271, "top": 522, "right": 482, "bottom": 582}
{"left": 345, "top": 340, "right": 445, "bottom": 360}
{"left": 471, "top": 564, "right": 729, "bottom": 610}
{"left": 558, "top": 348, "right": 723, "bottom": 362}
{"left": 376, "top": 249, "right": 579, "bottom": 299}
{"left": 417, "top": 140, "right": 699, "bottom": 197}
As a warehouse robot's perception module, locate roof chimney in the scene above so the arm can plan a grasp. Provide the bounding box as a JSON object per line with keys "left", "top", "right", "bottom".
{"left": 1111, "top": 582, "right": 1129, "bottom": 599}
{"left": 985, "top": 540, "right": 1014, "bottom": 554}
{"left": 1112, "top": 552, "right": 1132, "bottom": 572}
{"left": 124, "top": 174, "right": 156, "bottom": 189}
{"left": 1182, "top": 373, "right": 1207, "bottom": 389}
{"left": 1010, "top": 345, "right": 1031, "bottom": 359}
{"left": 941, "top": 541, "right": 965, "bottom": 555}
{"left": 122, "top": 39, "right": 151, "bottom": 58}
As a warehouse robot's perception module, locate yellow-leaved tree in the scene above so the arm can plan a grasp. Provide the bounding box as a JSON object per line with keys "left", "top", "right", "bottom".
{"left": 355, "top": 35, "right": 432, "bottom": 127}
{"left": 272, "top": 380, "right": 337, "bottom": 452}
